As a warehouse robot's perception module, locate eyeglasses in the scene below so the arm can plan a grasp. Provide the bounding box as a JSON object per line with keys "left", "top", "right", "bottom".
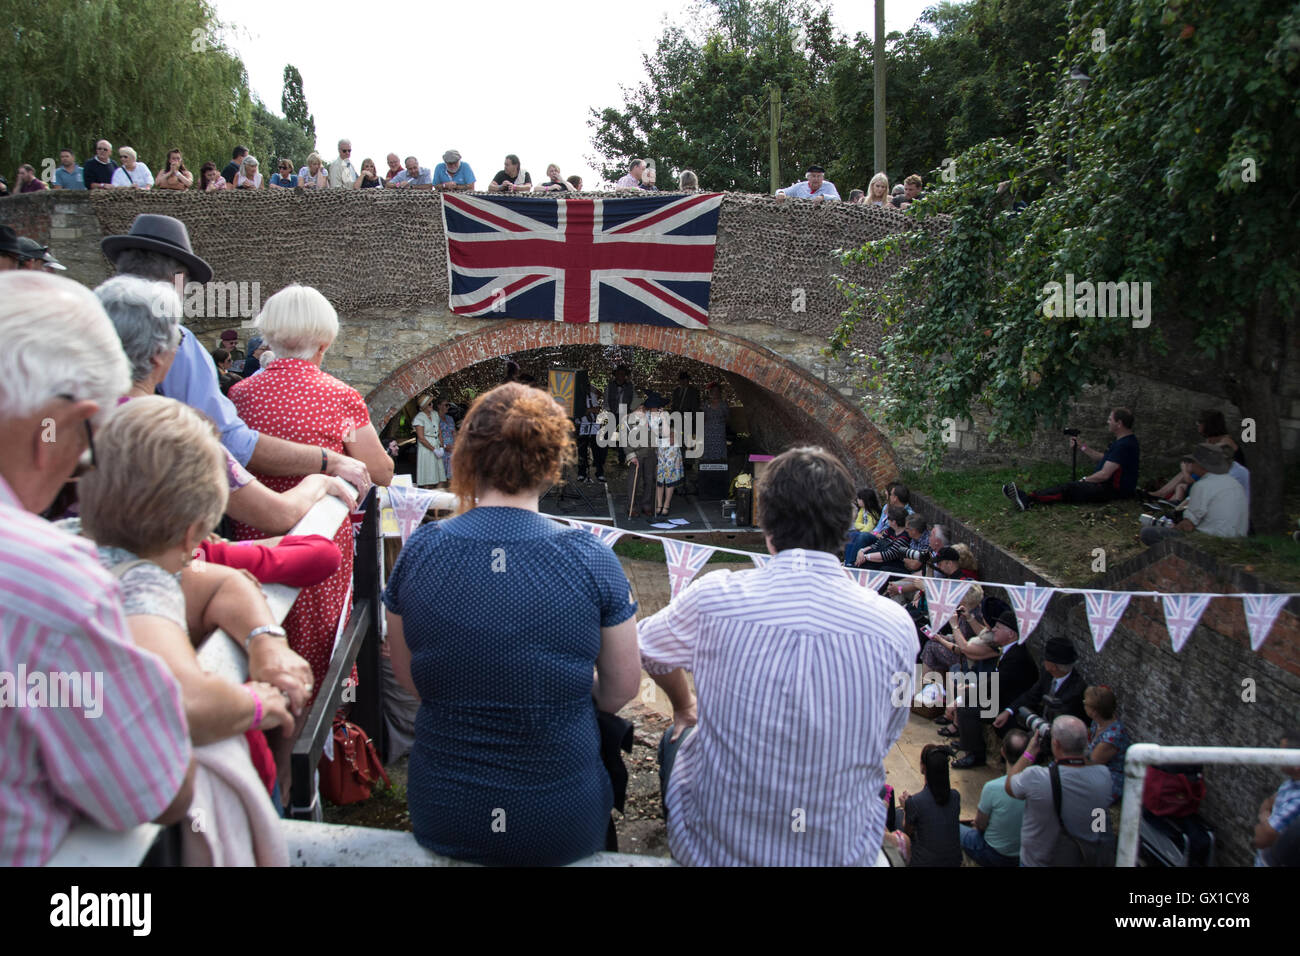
{"left": 341, "top": 149, "right": 351, "bottom": 154}
{"left": 56, "top": 394, "right": 97, "bottom": 470}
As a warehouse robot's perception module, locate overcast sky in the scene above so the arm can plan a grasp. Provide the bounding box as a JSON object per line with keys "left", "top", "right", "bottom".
{"left": 209, "top": 0, "right": 939, "bottom": 189}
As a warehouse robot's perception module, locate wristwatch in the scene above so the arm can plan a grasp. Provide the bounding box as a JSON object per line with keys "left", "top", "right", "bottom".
{"left": 245, "top": 624, "right": 288, "bottom": 645}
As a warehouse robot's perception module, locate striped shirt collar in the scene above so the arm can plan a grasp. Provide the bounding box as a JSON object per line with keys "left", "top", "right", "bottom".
{"left": 765, "top": 548, "right": 844, "bottom": 573}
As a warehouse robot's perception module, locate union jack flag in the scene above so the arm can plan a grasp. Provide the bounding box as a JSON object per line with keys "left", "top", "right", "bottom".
{"left": 441, "top": 193, "right": 723, "bottom": 326}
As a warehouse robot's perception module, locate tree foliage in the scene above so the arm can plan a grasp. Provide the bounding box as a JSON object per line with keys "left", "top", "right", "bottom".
{"left": 281, "top": 64, "right": 316, "bottom": 142}
{"left": 0, "top": 0, "right": 310, "bottom": 180}
{"left": 587, "top": 0, "right": 1069, "bottom": 191}
{"left": 833, "top": 0, "right": 1300, "bottom": 532}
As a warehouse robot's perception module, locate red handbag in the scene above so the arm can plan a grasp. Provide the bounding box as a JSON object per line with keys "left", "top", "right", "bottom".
{"left": 1142, "top": 766, "right": 1206, "bottom": 818}
{"left": 319, "top": 715, "right": 390, "bottom": 805}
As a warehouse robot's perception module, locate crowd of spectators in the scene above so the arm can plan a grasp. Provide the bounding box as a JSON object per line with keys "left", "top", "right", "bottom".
{"left": 9, "top": 139, "right": 715, "bottom": 196}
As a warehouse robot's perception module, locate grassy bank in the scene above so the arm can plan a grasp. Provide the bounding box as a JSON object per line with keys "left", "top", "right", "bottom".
{"left": 904, "top": 463, "right": 1300, "bottom": 590}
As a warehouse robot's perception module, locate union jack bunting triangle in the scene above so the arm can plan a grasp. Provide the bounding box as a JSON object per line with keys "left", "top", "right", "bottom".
{"left": 924, "top": 577, "right": 974, "bottom": 631}
{"left": 1003, "top": 583, "right": 1054, "bottom": 644}
{"left": 1083, "top": 591, "right": 1133, "bottom": 652}
{"left": 1242, "top": 594, "right": 1291, "bottom": 651}
{"left": 1160, "top": 593, "right": 1214, "bottom": 652}
{"left": 750, "top": 553, "right": 773, "bottom": 569}
{"left": 563, "top": 518, "right": 626, "bottom": 548}
{"left": 386, "top": 485, "right": 440, "bottom": 543}
{"left": 843, "top": 567, "right": 890, "bottom": 592}
{"left": 663, "top": 538, "right": 714, "bottom": 598}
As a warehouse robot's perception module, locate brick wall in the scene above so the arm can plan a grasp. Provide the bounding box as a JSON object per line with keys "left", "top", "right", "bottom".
{"left": 912, "top": 490, "right": 1300, "bottom": 865}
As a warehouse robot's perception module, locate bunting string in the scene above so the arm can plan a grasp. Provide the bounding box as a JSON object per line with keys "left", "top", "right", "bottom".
{"left": 547, "top": 517, "right": 1299, "bottom": 652}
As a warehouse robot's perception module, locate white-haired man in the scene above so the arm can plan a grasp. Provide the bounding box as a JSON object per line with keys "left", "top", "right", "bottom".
{"left": 1004, "top": 714, "right": 1115, "bottom": 866}
{"left": 0, "top": 271, "right": 195, "bottom": 865}
{"left": 328, "top": 139, "right": 357, "bottom": 189}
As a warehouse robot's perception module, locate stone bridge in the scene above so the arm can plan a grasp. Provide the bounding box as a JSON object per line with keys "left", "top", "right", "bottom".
{"left": 5, "top": 189, "right": 1296, "bottom": 482}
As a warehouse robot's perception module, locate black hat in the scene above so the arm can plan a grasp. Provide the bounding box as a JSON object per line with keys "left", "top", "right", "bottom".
{"left": 934, "top": 546, "right": 960, "bottom": 563}
{"left": 980, "top": 595, "right": 1011, "bottom": 628}
{"left": 16, "top": 236, "right": 67, "bottom": 271}
{"left": 101, "top": 214, "right": 212, "bottom": 283}
{"left": 995, "top": 610, "right": 1020, "bottom": 634}
{"left": 643, "top": 391, "right": 666, "bottom": 409}
{"left": 806, "top": 163, "right": 826, "bottom": 173}
{"left": 1044, "top": 636, "right": 1078, "bottom": 665}
{"left": 0, "top": 225, "right": 24, "bottom": 258}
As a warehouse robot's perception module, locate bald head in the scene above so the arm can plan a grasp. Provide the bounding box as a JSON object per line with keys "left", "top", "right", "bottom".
{"left": 1051, "top": 716, "right": 1089, "bottom": 757}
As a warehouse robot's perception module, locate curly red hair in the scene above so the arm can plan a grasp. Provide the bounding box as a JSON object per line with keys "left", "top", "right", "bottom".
{"left": 450, "top": 382, "right": 576, "bottom": 507}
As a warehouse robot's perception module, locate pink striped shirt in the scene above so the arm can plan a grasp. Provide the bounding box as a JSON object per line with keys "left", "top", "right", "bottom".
{"left": 0, "top": 476, "right": 191, "bottom": 866}
{"left": 638, "top": 548, "right": 916, "bottom": 866}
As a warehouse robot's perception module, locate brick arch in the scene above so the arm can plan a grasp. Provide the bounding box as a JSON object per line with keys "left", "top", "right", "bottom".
{"left": 366, "top": 321, "right": 899, "bottom": 488}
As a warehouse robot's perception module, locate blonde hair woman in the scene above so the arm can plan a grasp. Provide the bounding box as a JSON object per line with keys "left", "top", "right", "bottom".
{"left": 74, "top": 397, "right": 304, "bottom": 745}
{"left": 866, "top": 172, "right": 890, "bottom": 205}
{"left": 298, "top": 151, "right": 328, "bottom": 189}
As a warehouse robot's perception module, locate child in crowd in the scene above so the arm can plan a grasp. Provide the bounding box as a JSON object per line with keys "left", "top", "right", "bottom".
{"left": 656, "top": 420, "right": 684, "bottom": 516}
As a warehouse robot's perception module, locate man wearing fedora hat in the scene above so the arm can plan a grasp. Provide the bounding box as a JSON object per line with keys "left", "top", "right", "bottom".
{"left": 1140, "top": 442, "right": 1248, "bottom": 544}
{"left": 995, "top": 636, "right": 1087, "bottom": 732}
{"left": 101, "top": 214, "right": 372, "bottom": 492}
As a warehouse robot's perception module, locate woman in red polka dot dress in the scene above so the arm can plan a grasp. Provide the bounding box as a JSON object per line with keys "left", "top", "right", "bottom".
{"left": 229, "top": 285, "right": 394, "bottom": 706}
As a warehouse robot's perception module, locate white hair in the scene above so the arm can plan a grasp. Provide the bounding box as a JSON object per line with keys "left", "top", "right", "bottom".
{"left": 338, "top": 139, "right": 351, "bottom": 150}
{"left": 94, "top": 275, "right": 182, "bottom": 383}
{"left": 253, "top": 285, "right": 339, "bottom": 359}
{"left": 0, "top": 272, "right": 131, "bottom": 421}
{"left": 243, "top": 155, "right": 259, "bottom": 168}
{"left": 119, "top": 145, "right": 137, "bottom": 162}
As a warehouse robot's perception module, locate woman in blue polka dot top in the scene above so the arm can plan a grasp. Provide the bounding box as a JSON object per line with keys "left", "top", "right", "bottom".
{"left": 383, "top": 382, "right": 642, "bottom": 865}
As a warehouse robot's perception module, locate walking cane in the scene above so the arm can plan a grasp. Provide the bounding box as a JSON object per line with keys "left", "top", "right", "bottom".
{"left": 1071, "top": 439, "right": 1079, "bottom": 482}
{"left": 628, "top": 457, "right": 640, "bottom": 519}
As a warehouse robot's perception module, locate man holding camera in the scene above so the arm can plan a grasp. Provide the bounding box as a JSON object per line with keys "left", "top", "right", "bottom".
{"left": 1004, "top": 716, "right": 1115, "bottom": 866}
{"left": 1004, "top": 407, "right": 1139, "bottom": 509}
{"left": 994, "top": 636, "right": 1088, "bottom": 734}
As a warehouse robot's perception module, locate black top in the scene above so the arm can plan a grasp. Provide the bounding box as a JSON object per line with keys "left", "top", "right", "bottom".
{"left": 905, "top": 788, "right": 962, "bottom": 867}
{"left": 221, "top": 161, "right": 241, "bottom": 184}
{"left": 1010, "top": 668, "right": 1088, "bottom": 723}
{"left": 996, "top": 644, "right": 1040, "bottom": 710}
{"left": 359, "top": 175, "right": 382, "bottom": 189}
{"left": 82, "top": 157, "right": 117, "bottom": 186}
{"left": 492, "top": 169, "right": 532, "bottom": 187}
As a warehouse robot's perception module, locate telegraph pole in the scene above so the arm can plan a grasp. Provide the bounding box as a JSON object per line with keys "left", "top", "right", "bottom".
{"left": 873, "top": 0, "right": 886, "bottom": 175}
{"left": 769, "top": 85, "right": 781, "bottom": 194}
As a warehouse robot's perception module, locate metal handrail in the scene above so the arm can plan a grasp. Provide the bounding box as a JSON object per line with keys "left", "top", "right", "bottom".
{"left": 1117, "top": 743, "right": 1297, "bottom": 866}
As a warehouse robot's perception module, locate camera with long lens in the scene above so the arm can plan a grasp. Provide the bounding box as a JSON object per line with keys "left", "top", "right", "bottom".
{"left": 1017, "top": 694, "right": 1063, "bottom": 750}
{"left": 1063, "top": 428, "right": 1081, "bottom": 437}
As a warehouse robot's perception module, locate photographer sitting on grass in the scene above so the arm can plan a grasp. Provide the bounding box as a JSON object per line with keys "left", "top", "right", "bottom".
{"left": 1003, "top": 407, "right": 1139, "bottom": 510}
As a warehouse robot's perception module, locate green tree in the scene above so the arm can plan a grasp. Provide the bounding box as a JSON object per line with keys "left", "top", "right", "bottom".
{"left": 0, "top": 0, "right": 256, "bottom": 178}
{"left": 834, "top": 0, "right": 1300, "bottom": 533}
{"left": 587, "top": 0, "right": 844, "bottom": 190}
{"left": 281, "top": 63, "right": 316, "bottom": 142}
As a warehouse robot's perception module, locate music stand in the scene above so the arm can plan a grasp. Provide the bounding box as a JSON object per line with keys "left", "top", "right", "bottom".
{"left": 544, "top": 462, "right": 603, "bottom": 515}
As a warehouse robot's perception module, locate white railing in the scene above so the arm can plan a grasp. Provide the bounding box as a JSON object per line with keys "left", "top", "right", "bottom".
{"left": 1117, "top": 742, "right": 1297, "bottom": 866}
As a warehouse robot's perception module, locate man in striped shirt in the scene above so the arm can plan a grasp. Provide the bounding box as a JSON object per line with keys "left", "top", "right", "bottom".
{"left": 0, "top": 272, "right": 194, "bottom": 866}
{"left": 639, "top": 446, "right": 917, "bottom": 866}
